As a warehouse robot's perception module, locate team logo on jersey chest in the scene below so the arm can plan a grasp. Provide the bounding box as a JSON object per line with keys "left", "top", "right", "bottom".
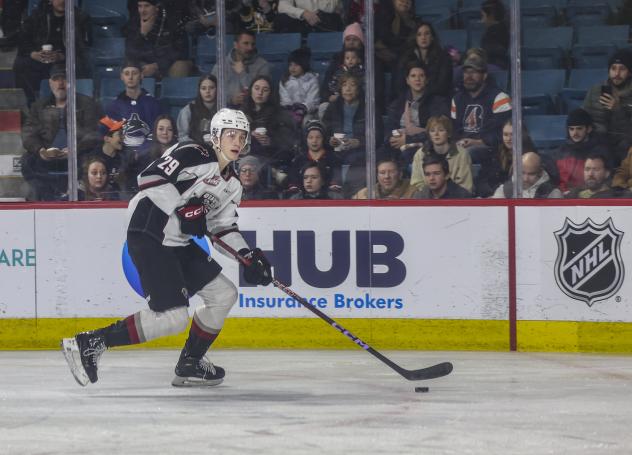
{"left": 203, "top": 175, "right": 221, "bottom": 186}
{"left": 202, "top": 192, "right": 221, "bottom": 211}
{"left": 554, "top": 218, "right": 625, "bottom": 307}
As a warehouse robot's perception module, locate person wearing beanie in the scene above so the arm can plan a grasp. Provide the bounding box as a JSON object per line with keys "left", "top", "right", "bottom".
{"left": 279, "top": 47, "right": 320, "bottom": 126}
{"left": 274, "top": 0, "right": 344, "bottom": 33}
{"left": 555, "top": 108, "right": 610, "bottom": 194}
{"left": 86, "top": 116, "right": 126, "bottom": 194}
{"left": 343, "top": 22, "right": 365, "bottom": 46}
{"left": 582, "top": 48, "right": 632, "bottom": 165}
{"left": 375, "top": 0, "right": 416, "bottom": 67}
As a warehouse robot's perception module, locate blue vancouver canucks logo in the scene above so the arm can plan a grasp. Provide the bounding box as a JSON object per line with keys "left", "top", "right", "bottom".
{"left": 554, "top": 218, "right": 625, "bottom": 307}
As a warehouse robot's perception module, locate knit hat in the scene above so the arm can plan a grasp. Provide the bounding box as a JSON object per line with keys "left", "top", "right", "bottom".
{"left": 343, "top": 22, "right": 365, "bottom": 45}
{"left": 238, "top": 155, "right": 262, "bottom": 172}
{"left": 288, "top": 47, "right": 311, "bottom": 72}
{"left": 304, "top": 120, "right": 326, "bottom": 138}
{"left": 608, "top": 49, "right": 632, "bottom": 72}
{"left": 566, "top": 108, "right": 593, "bottom": 127}
{"left": 137, "top": 0, "right": 159, "bottom": 5}
{"left": 99, "top": 116, "right": 125, "bottom": 137}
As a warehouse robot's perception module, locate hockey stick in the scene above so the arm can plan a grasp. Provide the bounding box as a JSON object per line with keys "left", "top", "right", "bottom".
{"left": 210, "top": 235, "right": 453, "bottom": 381}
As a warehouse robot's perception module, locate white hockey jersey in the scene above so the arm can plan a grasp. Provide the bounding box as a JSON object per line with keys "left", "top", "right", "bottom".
{"left": 127, "top": 141, "right": 249, "bottom": 254}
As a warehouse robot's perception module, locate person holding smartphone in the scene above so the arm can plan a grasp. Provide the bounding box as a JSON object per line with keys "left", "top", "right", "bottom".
{"left": 582, "top": 49, "right": 632, "bottom": 166}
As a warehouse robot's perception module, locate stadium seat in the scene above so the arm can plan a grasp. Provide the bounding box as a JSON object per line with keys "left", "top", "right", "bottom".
{"left": 99, "top": 77, "right": 156, "bottom": 107}
{"left": 160, "top": 77, "right": 199, "bottom": 108}
{"left": 565, "top": 3, "right": 611, "bottom": 27}
{"left": 571, "top": 45, "right": 617, "bottom": 69}
{"left": 559, "top": 68, "right": 604, "bottom": 112}
{"left": 521, "top": 69, "right": 566, "bottom": 114}
{"left": 520, "top": 6, "right": 558, "bottom": 28}
{"left": 306, "top": 32, "right": 343, "bottom": 61}
{"left": 82, "top": 0, "right": 128, "bottom": 27}
{"left": 310, "top": 59, "right": 329, "bottom": 88}
{"left": 467, "top": 24, "right": 484, "bottom": 50}
{"left": 489, "top": 70, "right": 509, "bottom": 92}
{"left": 255, "top": 33, "right": 302, "bottom": 63}
{"left": 269, "top": 62, "right": 287, "bottom": 88}
{"left": 522, "top": 27, "right": 573, "bottom": 69}
{"left": 90, "top": 38, "right": 125, "bottom": 77}
{"left": 524, "top": 115, "right": 568, "bottom": 153}
{"left": 195, "top": 35, "right": 235, "bottom": 73}
{"left": 39, "top": 78, "right": 94, "bottom": 99}
{"left": 439, "top": 29, "right": 467, "bottom": 54}
{"left": 416, "top": 0, "right": 458, "bottom": 12}
{"left": 575, "top": 25, "right": 630, "bottom": 47}
{"left": 28, "top": 0, "right": 78, "bottom": 15}
{"left": 416, "top": 7, "right": 452, "bottom": 28}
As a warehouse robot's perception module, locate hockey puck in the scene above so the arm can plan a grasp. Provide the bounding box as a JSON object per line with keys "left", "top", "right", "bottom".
{"left": 414, "top": 386, "right": 429, "bottom": 393}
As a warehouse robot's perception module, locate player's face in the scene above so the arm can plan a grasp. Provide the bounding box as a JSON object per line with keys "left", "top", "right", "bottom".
{"left": 251, "top": 79, "right": 271, "bottom": 105}
{"left": 220, "top": 129, "right": 248, "bottom": 161}
{"left": 199, "top": 79, "right": 216, "bottom": 103}
{"left": 343, "top": 51, "right": 360, "bottom": 68}
{"left": 341, "top": 79, "right": 359, "bottom": 102}
{"left": 609, "top": 63, "right": 629, "bottom": 87}
{"left": 424, "top": 164, "right": 448, "bottom": 192}
{"left": 307, "top": 130, "right": 324, "bottom": 152}
{"left": 429, "top": 124, "right": 449, "bottom": 146}
{"left": 235, "top": 34, "right": 256, "bottom": 59}
{"left": 303, "top": 167, "right": 324, "bottom": 194}
{"left": 406, "top": 67, "right": 426, "bottom": 93}
{"left": 239, "top": 165, "right": 259, "bottom": 188}
{"left": 87, "top": 162, "right": 108, "bottom": 190}
{"left": 49, "top": 76, "right": 67, "bottom": 101}
{"left": 137, "top": 1, "right": 158, "bottom": 21}
{"left": 463, "top": 68, "right": 486, "bottom": 92}
{"left": 522, "top": 161, "right": 541, "bottom": 189}
{"left": 121, "top": 67, "right": 142, "bottom": 89}
{"left": 568, "top": 125, "right": 589, "bottom": 143}
{"left": 377, "top": 162, "right": 401, "bottom": 192}
{"left": 155, "top": 119, "right": 174, "bottom": 145}
{"left": 288, "top": 62, "right": 304, "bottom": 77}
{"left": 416, "top": 25, "right": 433, "bottom": 50}
{"left": 502, "top": 123, "right": 513, "bottom": 149}
{"left": 584, "top": 158, "right": 609, "bottom": 190}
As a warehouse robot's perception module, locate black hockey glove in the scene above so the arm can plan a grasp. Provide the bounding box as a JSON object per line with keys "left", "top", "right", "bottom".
{"left": 239, "top": 248, "right": 273, "bottom": 286}
{"left": 176, "top": 197, "right": 207, "bottom": 238}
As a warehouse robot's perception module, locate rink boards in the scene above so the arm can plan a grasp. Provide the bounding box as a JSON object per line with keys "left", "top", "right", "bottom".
{"left": 0, "top": 201, "right": 631, "bottom": 352}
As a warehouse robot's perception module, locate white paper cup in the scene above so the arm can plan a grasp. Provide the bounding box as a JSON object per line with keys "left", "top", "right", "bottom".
{"left": 42, "top": 44, "right": 53, "bottom": 52}
{"left": 392, "top": 129, "right": 401, "bottom": 137}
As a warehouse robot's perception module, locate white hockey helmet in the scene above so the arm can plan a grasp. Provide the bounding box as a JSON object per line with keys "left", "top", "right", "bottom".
{"left": 208, "top": 108, "right": 251, "bottom": 155}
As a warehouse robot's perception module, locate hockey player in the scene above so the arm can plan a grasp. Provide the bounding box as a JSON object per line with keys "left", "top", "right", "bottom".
{"left": 62, "top": 108, "right": 273, "bottom": 387}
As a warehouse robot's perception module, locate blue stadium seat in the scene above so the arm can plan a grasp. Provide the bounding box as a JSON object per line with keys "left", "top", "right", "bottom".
{"left": 520, "top": 6, "right": 558, "bottom": 28}
{"left": 524, "top": 115, "right": 568, "bottom": 153}
{"left": 521, "top": 69, "right": 566, "bottom": 114}
{"left": 458, "top": 8, "right": 482, "bottom": 29}
{"left": 82, "top": 0, "right": 128, "bottom": 27}
{"left": 571, "top": 45, "right": 617, "bottom": 69}
{"left": 99, "top": 77, "right": 156, "bottom": 107}
{"left": 160, "top": 77, "right": 199, "bottom": 108}
{"left": 575, "top": 25, "right": 630, "bottom": 47}
{"left": 269, "top": 62, "right": 287, "bottom": 89}
{"left": 310, "top": 59, "right": 329, "bottom": 88}
{"left": 489, "top": 70, "right": 509, "bottom": 91}
{"left": 90, "top": 38, "right": 125, "bottom": 76}
{"left": 416, "top": 7, "right": 452, "bottom": 28}
{"left": 195, "top": 35, "right": 235, "bottom": 73}
{"left": 559, "top": 68, "right": 604, "bottom": 112}
{"left": 256, "top": 33, "right": 302, "bottom": 63}
{"left": 522, "top": 27, "right": 573, "bottom": 69}
{"left": 306, "top": 32, "right": 343, "bottom": 61}
{"left": 438, "top": 29, "right": 467, "bottom": 53}
{"left": 565, "top": 3, "right": 611, "bottom": 27}
{"left": 416, "top": 0, "right": 458, "bottom": 12}
{"left": 39, "top": 78, "right": 94, "bottom": 99}
{"left": 467, "top": 24, "right": 484, "bottom": 50}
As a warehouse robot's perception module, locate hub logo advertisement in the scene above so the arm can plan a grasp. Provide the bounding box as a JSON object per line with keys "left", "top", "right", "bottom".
{"left": 554, "top": 218, "right": 625, "bottom": 307}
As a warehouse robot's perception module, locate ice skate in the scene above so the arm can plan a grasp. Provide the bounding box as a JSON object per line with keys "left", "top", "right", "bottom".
{"left": 61, "top": 332, "right": 106, "bottom": 386}
{"left": 172, "top": 356, "right": 225, "bottom": 387}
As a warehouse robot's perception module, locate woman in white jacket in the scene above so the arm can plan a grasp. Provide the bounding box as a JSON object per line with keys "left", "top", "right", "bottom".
{"left": 279, "top": 47, "right": 320, "bottom": 126}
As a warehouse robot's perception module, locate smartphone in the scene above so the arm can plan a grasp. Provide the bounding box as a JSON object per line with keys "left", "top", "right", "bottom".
{"left": 601, "top": 84, "right": 613, "bottom": 96}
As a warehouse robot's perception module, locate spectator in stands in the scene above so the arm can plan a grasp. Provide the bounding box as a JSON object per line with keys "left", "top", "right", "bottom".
{"left": 451, "top": 52, "right": 511, "bottom": 196}
{"left": 556, "top": 108, "right": 609, "bottom": 195}
{"left": 21, "top": 65, "right": 102, "bottom": 201}
{"left": 78, "top": 156, "right": 120, "bottom": 201}
{"left": 235, "top": 0, "right": 278, "bottom": 33}
{"left": 12, "top": 0, "right": 90, "bottom": 104}
{"left": 211, "top": 30, "right": 271, "bottom": 108}
{"left": 279, "top": 48, "right": 320, "bottom": 126}
{"left": 582, "top": 49, "right": 632, "bottom": 165}
{"left": 124, "top": 0, "right": 192, "bottom": 79}
{"left": 453, "top": 48, "right": 503, "bottom": 91}
{"left": 384, "top": 62, "right": 450, "bottom": 166}
{"left": 492, "top": 152, "right": 562, "bottom": 198}
{"left": 375, "top": 0, "right": 417, "bottom": 68}
{"left": 346, "top": 0, "right": 381, "bottom": 26}
{"left": 238, "top": 155, "right": 279, "bottom": 200}
{"left": 414, "top": 153, "right": 473, "bottom": 199}
{"left": 613, "top": 147, "right": 632, "bottom": 192}
{"left": 288, "top": 162, "right": 343, "bottom": 200}
{"left": 180, "top": 0, "right": 220, "bottom": 36}
{"left": 242, "top": 75, "right": 298, "bottom": 188}
{"left": 287, "top": 120, "right": 342, "bottom": 195}
{"left": 480, "top": 0, "right": 509, "bottom": 70}
{"left": 177, "top": 74, "right": 218, "bottom": 144}
{"left": 393, "top": 21, "right": 453, "bottom": 99}
{"left": 320, "top": 47, "right": 365, "bottom": 118}
{"left": 353, "top": 157, "right": 416, "bottom": 199}
{"left": 144, "top": 115, "right": 177, "bottom": 161}
{"left": 105, "top": 60, "right": 163, "bottom": 134}
{"left": 89, "top": 116, "right": 126, "bottom": 192}
{"left": 565, "top": 153, "right": 632, "bottom": 198}
{"left": 274, "top": 0, "right": 344, "bottom": 33}
{"left": 410, "top": 115, "right": 473, "bottom": 193}
{"left": 0, "top": 0, "right": 26, "bottom": 51}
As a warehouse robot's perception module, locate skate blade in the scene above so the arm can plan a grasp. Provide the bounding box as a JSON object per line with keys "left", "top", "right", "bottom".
{"left": 61, "top": 338, "right": 89, "bottom": 387}
{"left": 171, "top": 376, "right": 224, "bottom": 388}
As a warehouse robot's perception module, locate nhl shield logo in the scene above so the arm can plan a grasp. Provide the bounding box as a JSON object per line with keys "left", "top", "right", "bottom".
{"left": 554, "top": 218, "right": 625, "bottom": 306}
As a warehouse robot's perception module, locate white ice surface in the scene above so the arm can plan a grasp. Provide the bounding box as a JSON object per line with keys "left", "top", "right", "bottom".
{"left": 0, "top": 350, "right": 631, "bottom": 454}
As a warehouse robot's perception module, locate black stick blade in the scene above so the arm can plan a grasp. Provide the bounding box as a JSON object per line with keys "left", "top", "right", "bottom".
{"left": 403, "top": 362, "right": 453, "bottom": 381}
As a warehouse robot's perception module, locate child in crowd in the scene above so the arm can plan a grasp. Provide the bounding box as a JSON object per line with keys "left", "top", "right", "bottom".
{"left": 327, "top": 48, "right": 365, "bottom": 104}
{"left": 279, "top": 48, "right": 320, "bottom": 126}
